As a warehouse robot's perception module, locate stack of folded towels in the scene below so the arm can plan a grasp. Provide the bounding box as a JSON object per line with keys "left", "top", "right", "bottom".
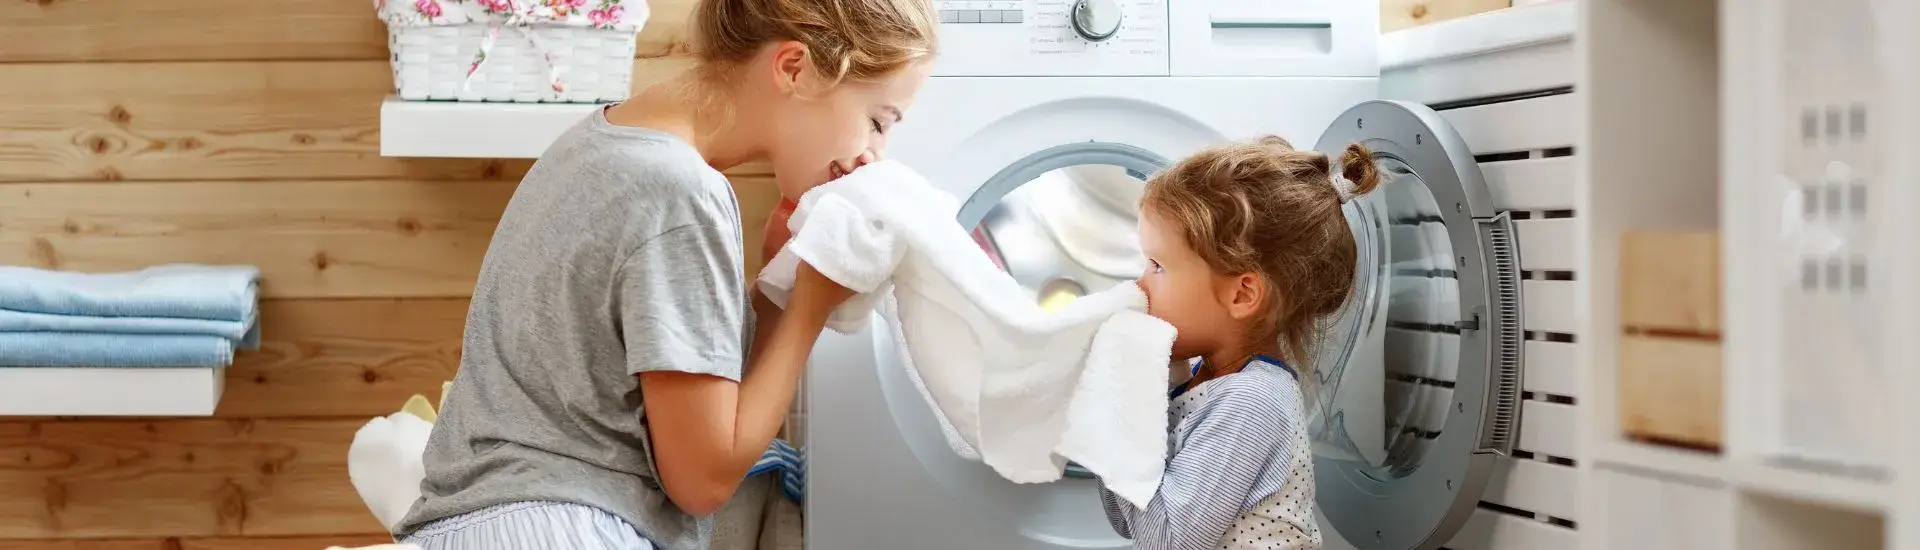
{"left": 0, "top": 264, "right": 262, "bottom": 368}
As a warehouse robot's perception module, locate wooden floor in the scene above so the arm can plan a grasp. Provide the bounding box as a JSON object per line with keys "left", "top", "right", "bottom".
{"left": 0, "top": 0, "right": 778, "bottom": 547}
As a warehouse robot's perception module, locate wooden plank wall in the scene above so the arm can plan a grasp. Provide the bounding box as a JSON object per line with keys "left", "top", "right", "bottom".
{"left": 1382, "top": 0, "right": 1519, "bottom": 32}
{"left": 0, "top": 0, "right": 779, "bottom": 547}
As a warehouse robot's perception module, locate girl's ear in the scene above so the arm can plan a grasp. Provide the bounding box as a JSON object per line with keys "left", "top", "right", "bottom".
{"left": 768, "top": 41, "right": 811, "bottom": 96}
{"left": 1222, "top": 272, "right": 1267, "bottom": 321}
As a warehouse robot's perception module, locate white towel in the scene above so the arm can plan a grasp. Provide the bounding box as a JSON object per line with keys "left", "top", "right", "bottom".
{"left": 757, "top": 160, "right": 1175, "bottom": 507}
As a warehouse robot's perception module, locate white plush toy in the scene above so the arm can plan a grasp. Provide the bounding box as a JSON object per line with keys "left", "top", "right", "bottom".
{"left": 346, "top": 389, "right": 443, "bottom": 533}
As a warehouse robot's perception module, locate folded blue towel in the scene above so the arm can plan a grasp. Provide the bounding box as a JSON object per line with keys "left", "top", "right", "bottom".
{"left": 0, "top": 333, "right": 228, "bottom": 368}
{"left": 0, "top": 264, "right": 259, "bottom": 321}
{"left": 748, "top": 438, "right": 805, "bottom": 504}
{"left": 0, "top": 318, "right": 259, "bottom": 368}
{"left": 0, "top": 308, "right": 256, "bottom": 340}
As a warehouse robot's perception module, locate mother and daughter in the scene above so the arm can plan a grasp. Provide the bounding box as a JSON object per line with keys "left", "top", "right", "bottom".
{"left": 393, "top": 0, "right": 1381, "bottom": 549}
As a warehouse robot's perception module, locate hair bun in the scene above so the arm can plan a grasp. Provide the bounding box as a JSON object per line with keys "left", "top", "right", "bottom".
{"left": 1337, "top": 142, "right": 1382, "bottom": 199}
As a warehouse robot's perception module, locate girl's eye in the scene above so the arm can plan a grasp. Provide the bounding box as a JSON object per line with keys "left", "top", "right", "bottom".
{"left": 1148, "top": 259, "right": 1164, "bottom": 273}
{"left": 870, "top": 118, "right": 885, "bottom": 133}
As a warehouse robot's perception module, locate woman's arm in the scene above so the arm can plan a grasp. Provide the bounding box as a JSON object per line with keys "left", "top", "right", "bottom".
{"left": 641, "top": 263, "right": 848, "bottom": 516}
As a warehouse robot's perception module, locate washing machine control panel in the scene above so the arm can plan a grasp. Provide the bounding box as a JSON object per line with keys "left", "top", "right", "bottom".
{"left": 930, "top": 0, "right": 1170, "bottom": 76}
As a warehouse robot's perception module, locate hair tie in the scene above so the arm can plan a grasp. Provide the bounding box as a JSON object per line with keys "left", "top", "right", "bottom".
{"left": 1330, "top": 173, "right": 1357, "bottom": 203}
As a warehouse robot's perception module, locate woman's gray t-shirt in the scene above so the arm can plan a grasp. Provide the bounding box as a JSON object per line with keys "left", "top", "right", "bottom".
{"left": 395, "top": 107, "right": 755, "bottom": 550}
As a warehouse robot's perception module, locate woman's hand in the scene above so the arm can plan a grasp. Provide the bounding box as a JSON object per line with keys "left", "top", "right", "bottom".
{"left": 764, "top": 150, "right": 876, "bottom": 261}
{"left": 762, "top": 198, "right": 797, "bottom": 263}
{"left": 787, "top": 261, "right": 856, "bottom": 320}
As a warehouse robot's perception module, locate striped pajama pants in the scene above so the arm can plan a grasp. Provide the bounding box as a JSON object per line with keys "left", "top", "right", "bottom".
{"left": 399, "top": 501, "right": 655, "bottom": 550}
{"left": 397, "top": 438, "right": 802, "bottom": 549}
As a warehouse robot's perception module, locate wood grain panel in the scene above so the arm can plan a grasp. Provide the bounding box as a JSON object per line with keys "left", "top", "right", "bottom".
{"left": 220, "top": 299, "right": 467, "bottom": 419}
{"left": 0, "top": 0, "right": 387, "bottom": 63}
{"left": 0, "top": 58, "right": 765, "bottom": 183}
{"left": 0, "top": 62, "right": 526, "bottom": 183}
{"left": 1, "top": 0, "right": 698, "bottom": 63}
{"left": 0, "top": 534, "right": 392, "bottom": 550}
{"left": 0, "top": 180, "right": 515, "bottom": 299}
{"left": 0, "top": 419, "right": 381, "bottom": 539}
{"left": 639, "top": 0, "right": 701, "bottom": 60}
{"left": 1381, "top": 0, "right": 1512, "bottom": 32}
{"left": 0, "top": 176, "right": 778, "bottom": 298}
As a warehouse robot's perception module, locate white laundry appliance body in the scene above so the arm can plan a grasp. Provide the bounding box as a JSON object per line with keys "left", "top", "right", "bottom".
{"left": 804, "top": 2, "right": 1526, "bottom": 549}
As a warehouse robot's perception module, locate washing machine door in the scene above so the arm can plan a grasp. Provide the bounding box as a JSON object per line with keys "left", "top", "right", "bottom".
{"left": 1305, "top": 100, "right": 1524, "bottom": 550}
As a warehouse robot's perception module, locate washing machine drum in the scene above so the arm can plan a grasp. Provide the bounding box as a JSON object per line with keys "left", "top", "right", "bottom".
{"left": 956, "top": 101, "right": 1524, "bottom": 550}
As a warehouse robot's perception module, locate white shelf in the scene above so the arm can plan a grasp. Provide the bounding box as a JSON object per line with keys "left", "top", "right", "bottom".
{"left": 1594, "top": 439, "right": 1727, "bottom": 483}
{"left": 1730, "top": 460, "right": 1888, "bottom": 515}
{"left": 0, "top": 366, "right": 226, "bottom": 416}
{"left": 380, "top": 96, "right": 602, "bottom": 159}
{"left": 1594, "top": 442, "right": 1889, "bottom": 517}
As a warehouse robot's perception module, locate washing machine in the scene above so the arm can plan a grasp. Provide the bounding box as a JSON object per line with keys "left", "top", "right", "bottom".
{"left": 804, "top": 1, "right": 1525, "bottom": 549}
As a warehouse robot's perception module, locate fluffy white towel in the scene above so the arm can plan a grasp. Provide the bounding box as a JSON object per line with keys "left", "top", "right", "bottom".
{"left": 758, "top": 160, "right": 1175, "bottom": 507}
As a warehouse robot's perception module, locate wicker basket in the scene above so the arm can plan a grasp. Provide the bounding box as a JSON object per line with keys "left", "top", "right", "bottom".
{"left": 377, "top": 0, "right": 648, "bottom": 103}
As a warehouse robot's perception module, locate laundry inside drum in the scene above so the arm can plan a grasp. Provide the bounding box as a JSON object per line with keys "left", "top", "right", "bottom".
{"left": 972, "top": 163, "right": 1148, "bottom": 304}
{"left": 1305, "top": 159, "right": 1463, "bottom": 481}
{"left": 1037, "top": 278, "right": 1089, "bottom": 313}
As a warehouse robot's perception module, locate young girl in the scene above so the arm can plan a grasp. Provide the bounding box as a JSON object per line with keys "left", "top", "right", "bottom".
{"left": 1099, "top": 136, "right": 1382, "bottom": 550}
{"left": 394, "top": 1, "right": 937, "bottom": 548}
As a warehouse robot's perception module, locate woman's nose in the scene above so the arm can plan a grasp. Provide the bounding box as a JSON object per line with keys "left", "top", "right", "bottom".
{"left": 830, "top": 151, "right": 882, "bottom": 179}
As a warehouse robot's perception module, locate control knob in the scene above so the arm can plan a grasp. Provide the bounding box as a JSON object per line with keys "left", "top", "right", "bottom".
{"left": 1070, "top": 0, "right": 1122, "bottom": 42}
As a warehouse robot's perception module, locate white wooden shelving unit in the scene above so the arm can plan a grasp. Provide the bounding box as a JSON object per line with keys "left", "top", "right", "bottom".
{"left": 1579, "top": 0, "right": 1918, "bottom": 548}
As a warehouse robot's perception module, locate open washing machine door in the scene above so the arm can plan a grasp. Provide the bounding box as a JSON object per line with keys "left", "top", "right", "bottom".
{"left": 1303, "top": 100, "right": 1524, "bottom": 550}
{"left": 804, "top": 99, "right": 1519, "bottom": 550}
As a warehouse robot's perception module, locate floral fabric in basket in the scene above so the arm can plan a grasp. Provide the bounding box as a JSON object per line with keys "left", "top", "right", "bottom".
{"left": 377, "top": 0, "right": 644, "bottom": 31}
{"left": 377, "top": 0, "right": 647, "bottom": 99}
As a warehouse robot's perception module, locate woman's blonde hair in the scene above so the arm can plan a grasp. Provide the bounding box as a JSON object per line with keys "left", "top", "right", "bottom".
{"left": 690, "top": 0, "right": 938, "bottom": 90}
{"left": 1141, "top": 136, "right": 1383, "bottom": 369}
